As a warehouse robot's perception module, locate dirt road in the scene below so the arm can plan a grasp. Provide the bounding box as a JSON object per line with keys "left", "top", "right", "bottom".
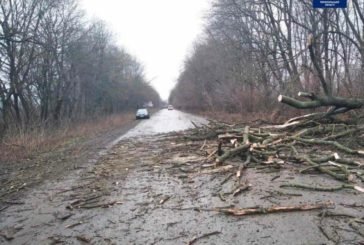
{"left": 1, "top": 110, "right": 363, "bottom": 244}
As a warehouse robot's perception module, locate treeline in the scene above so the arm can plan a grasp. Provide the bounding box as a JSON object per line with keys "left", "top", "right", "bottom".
{"left": 170, "top": 0, "right": 364, "bottom": 114}
{"left": 0, "top": 0, "right": 160, "bottom": 134}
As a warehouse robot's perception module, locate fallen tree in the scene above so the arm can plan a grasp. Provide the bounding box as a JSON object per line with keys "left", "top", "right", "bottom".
{"left": 278, "top": 34, "right": 364, "bottom": 117}
{"left": 278, "top": 93, "right": 364, "bottom": 112}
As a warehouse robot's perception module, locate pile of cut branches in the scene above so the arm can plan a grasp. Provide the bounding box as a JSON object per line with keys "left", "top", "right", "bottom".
{"left": 181, "top": 116, "right": 364, "bottom": 189}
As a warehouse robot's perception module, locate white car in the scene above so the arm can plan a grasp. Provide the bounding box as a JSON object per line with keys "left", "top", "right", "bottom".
{"left": 136, "top": 108, "right": 150, "bottom": 119}
{"left": 168, "top": 105, "right": 174, "bottom": 110}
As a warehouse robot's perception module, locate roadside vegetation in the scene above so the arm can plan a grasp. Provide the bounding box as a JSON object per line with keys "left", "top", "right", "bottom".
{"left": 0, "top": 113, "right": 135, "bottom": 163}
{"left": 167, "top": 3, "right": 364, "bottom": 242}
{"left": 0, "top": 0, "right": 160, "bottom": 153}
{"left": 170, "top": 0, "right": 364, "bottom": 121}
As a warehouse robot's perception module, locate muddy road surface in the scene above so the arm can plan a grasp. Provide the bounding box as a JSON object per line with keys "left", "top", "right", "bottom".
{"left": 0, "top": 109, "right": 205, "bottom": 244}
{"left": 1, "top": 110, "right": 363, "bottom": 244}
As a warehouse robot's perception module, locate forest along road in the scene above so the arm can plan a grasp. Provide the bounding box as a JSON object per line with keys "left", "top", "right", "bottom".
{"left": 1, "top": 110, "right": 362, "bottom": 244}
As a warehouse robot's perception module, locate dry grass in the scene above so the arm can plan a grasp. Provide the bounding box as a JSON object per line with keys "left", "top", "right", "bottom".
{"left": 0, "top": 113, "right": 134, "bottom": 163}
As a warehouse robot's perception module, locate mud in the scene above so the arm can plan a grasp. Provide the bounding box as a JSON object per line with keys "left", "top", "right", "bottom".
{"left": 1, "top": 110, "right": 363, "bottom": 244}
{"left": 0, "top": 114, "right": 141, "bottom": 201}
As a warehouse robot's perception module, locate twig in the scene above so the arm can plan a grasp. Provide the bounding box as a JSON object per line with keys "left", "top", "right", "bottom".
{"left": 215, "top": 201, "right": 334, "bottom": 216}
{"left": 207, "top": 149, "right": 218, "bottom": 159}
{"left": 76, "top": 235, "right": 91, "bottom": 243}
{"left": 197, "top": 165, "right": 234, "bottom": 175}
{"left": 340, "top": 203, "right": 364, "bottom": 209}
{"left": 0, "top": 205, "right": 10, "bottom": 212}
{"left": 220, "top": 173, "right": 234, "bottom": 185}
{"left": 349, "top": 219, "right": 364, "bottom": 237}
{"left": 280, "top": 183, "right": 363, "bottom": 192}
{"left": 300, "top": 155, "right": 348, "bottom": 181}
{"left": 218, "top": 192, "right": 226, "bottom": 202}
{"left": 3, "top": 200, "right": 25, "bottom": 205}
{"left": 160, "top": 196, "right": 171, "bottom": 205}
{"left": 232, "top": 183, "right": 251, "bottom": 197}
{"left": 65, "top": 221, "right": 83, "bottom": 229}
{"left": 318, "top": 210, "right": 340, "bottom": 243}
{"left": 188, "top": 231, "right": 221, "bottom": 245}
{"left": 200, "top": 140, "right": 207, "bottom": 151}
{"left": 294, "top": 137, "right": 364, "bottom": 156}
{"left": 78, "top": 201, "right": 122, "bottom": 209}
{"left": 271, "top": 175, "right": 280, "bottom": 181}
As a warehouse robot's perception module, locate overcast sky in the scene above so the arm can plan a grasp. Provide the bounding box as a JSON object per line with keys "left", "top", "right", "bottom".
{"left": 80, "top": 0, "right": 210, "bottom": 100}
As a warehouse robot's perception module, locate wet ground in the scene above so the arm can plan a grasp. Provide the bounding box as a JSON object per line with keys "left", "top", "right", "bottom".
{"left": 1, "top": 110, "right": 363, "bottom": 244}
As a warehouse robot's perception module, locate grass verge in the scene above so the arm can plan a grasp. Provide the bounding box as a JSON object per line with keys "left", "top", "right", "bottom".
{"left": 0, "top": 113, "right": 135, "bottom": 163}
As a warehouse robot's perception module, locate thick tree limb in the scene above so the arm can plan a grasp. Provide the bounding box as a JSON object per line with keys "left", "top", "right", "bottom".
{"left": 298, "top": 155, "right": 348, "bottom": 181}
{"left": 278, "top": 94, "right": 364, "bottom": 110}
{"left": 278, "top": 34, "right": 364, "bottom": 114}
{"left": 323, "top": 126, "right": 364, "bottom": 140}
{"left": 216, "top": 143, "right": 251, "bottom": 164}
{"left": 294, "top": 137, "right": 364, "bottom": 156}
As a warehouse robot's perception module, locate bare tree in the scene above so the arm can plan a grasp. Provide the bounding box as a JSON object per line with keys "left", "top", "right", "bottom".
{"left": 0, "top": 0, "right": 160, "bottom": 137}
{"left": 170, "top": 0, "right": 364, "bottom": 117}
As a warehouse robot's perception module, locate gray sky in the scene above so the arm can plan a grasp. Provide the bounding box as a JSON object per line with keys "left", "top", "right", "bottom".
{"left": 80, "top": 0, "right": 210, "bottom": 100}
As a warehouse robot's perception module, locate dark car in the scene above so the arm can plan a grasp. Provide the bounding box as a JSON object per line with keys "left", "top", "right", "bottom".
{"left": 136, "top": 108, "right": 150, "bottom": 119}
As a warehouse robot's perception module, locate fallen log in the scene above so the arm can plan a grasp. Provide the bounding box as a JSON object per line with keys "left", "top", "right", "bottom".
{"left": 278, "top": 94, "right": 364, "bottom": 112}
{"left": 278, "top": 35, "right": 364, "bottom": 115}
